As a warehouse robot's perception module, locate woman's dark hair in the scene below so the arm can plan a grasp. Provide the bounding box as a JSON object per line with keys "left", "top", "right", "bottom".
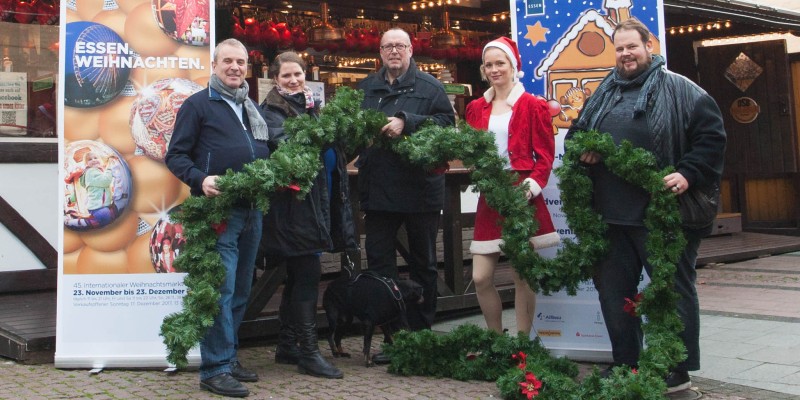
{"left": 268, "top": 51, "right": 306, "bottom": 79}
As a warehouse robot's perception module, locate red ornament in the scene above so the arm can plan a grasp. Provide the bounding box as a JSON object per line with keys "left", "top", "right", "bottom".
{"left": 249, "top": 50, "right": 263, "bottom": 60}
{"left": 232, "top": 23, "right": 245, "bottom": 40}
{"left": 244, "top": 24, "right": 261, "bottom": 46}
{"left": 357, "top": 32, "right": 370, "bottom": 53}
{"left": 279, "top": 28, "right": 293, "bottom": 48}
{"left": 36, "top": 2, "right": 58, "bottom": 25}
{"left": 344, "top": 31, "right": 357, "bottom": 52}
{"left": 261, "top": 25, "right": 279, "bottom": 47}
{"left": 13, "top": 0, "right": 34, "bottom": 24}
{"left": 546, "top": 99, "right": 562, "bottom": 118}
{"left": 293, "top": 33, "right": 308, "bottom": 51}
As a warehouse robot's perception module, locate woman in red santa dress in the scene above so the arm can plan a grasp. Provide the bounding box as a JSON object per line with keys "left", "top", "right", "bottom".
{"left": 466, "top": 37, "right": 560, "bottom": 336}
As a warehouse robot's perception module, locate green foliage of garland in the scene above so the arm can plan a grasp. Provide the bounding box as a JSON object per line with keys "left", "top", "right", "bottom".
{"left": 161, "top": 86, "right": 688, "bottom": 400}
{"left": 160, "top": 87, "right": 386, "bottom": 368}
{"left": 385, "top": 129, "right": 689, "bottom": 399}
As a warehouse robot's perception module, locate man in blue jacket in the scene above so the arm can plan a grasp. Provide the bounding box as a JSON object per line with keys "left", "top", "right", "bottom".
{"left": 357, "top": 28, "right": 455, "bottom": 364}
{"left": 166, "top": 38, "right": 270, "bottom": 398}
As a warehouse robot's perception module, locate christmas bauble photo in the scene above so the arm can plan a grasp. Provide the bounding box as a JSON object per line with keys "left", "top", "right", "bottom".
{"left": 129, "top": 77, "right": 203, "bottom": 161}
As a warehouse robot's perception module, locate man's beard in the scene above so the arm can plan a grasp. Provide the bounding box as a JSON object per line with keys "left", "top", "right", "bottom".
{"left": 617, "top": 58, "right": 651, "bottom": 80}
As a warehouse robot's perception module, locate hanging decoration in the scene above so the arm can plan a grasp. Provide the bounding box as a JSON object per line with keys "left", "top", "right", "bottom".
{"left": 0, "top": 0, "right": 59, "bottom": 25}
{"left": 307, "top": 2, "right": 344, "bottom": 49}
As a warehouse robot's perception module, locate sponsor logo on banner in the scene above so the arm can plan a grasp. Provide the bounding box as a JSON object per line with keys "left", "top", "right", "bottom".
{"left": 537, "top": 312, "right": 564, "bottom": 323}
{"left": 537, "top": 329, "right": 562, "bottom": 337}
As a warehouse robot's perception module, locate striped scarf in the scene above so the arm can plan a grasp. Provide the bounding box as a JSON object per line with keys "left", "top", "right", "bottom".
{"left": 276, "top": 85, "right": 315, "bottom": 109}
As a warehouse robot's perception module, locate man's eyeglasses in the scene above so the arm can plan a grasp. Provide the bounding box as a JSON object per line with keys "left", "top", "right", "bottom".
{"left": 380, "top": 44, "right": 409, "bottom": 53}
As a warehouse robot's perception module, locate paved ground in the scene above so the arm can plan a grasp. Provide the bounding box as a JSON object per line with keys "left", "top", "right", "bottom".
{"left": 2, "top": 252, "right": 800, "bottom": 399}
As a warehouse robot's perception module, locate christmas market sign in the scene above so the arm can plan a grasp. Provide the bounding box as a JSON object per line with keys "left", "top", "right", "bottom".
{"left": 161, "top": 87, "right": 688, "bottom": 399}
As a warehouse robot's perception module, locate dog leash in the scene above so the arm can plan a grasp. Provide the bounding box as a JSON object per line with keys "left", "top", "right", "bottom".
{"left": 342, "top": 252, "right": 355, "bottom": 279}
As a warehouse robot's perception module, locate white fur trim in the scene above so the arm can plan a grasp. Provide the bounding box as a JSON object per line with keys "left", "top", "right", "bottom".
{"left": 517, "top": 70, "right": 525, "bottom": 79}
{"left": 483, "top": 82, "right": 526, "bottom": 106}
{"left": 505, "top": 83, "right": 525, "bottom": 106}
{"left": 529, "top": 232, "right": 561, "bottom": 249}
{"left": 523, "top": 177, "right": 542, "bottom": 198}
{"left": 482, "top": 86, "right": 496, "bottom": 102}
{"left": 470, "top": 239, "right": 503, "bottom": 255}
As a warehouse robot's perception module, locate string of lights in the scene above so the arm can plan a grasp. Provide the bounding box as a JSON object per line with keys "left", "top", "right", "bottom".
{"left": 668, "top": 20, "right": 731, "bottom": 35}
{"left": 403, "top": 0, "right": 462, "bottom": 11}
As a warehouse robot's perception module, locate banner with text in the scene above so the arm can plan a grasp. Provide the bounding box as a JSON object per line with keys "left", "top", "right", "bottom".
{"left": 56, "top": 0, "right": 214, "bottom": 368}
{"left": 510, "top": 0, "right": 664, "bottom": 361}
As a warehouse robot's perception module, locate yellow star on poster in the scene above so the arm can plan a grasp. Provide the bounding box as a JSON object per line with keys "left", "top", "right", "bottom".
{"left": 524, "top": 21, "right": 549, "bottom": 46}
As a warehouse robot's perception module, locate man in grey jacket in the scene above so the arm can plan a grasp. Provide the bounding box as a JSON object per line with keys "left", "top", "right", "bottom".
{"left": 357, "top": 28, "right": 455, "bottom": 358}
{"left": 566, "top": 18, "right": 726, "bottom": 394}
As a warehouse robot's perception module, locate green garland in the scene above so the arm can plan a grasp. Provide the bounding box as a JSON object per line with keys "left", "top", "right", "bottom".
{"left": 385, "top": 129, "right": 689, "bottom": 399}
{"left": 159, "top": 88, "right": 386, "bottom": 367}
{"left": 161, "top": 87, "right": 689, "bottom": 400}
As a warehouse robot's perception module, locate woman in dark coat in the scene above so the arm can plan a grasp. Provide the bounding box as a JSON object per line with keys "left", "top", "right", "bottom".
{"left": 259, "top": 51, "right": 357, "bottom": 379}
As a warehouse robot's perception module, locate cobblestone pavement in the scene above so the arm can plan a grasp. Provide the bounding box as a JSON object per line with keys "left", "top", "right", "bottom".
{"left": 3, "top": 253, "right": 800, "bottom": 399}
{"left": 0, "top": 334, "right": 795, "bottom": 399}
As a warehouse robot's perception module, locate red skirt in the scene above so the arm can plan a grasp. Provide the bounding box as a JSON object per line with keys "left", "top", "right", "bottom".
{"left": 470, "top": 174, "right": 559, "bottom": 255}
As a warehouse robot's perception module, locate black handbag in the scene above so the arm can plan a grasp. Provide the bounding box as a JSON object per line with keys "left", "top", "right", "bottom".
{"left": 678, "top": 181, "right": 720, "bottom": 229}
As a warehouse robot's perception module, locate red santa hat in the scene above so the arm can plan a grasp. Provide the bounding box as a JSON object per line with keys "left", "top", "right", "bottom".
{"left": 483, "top": 37, "right": 524, "bottom": 80}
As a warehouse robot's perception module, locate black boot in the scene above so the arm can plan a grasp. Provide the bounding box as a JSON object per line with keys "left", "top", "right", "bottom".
{"left": 275, "top": 296, "right": 300, "bottom": 365}
{"left": 293, "top": 300, "right": 343, "bottom": 379}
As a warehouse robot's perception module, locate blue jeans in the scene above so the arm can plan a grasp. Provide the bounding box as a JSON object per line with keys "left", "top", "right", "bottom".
{"left": 200, "top": 207, "right": 262, "bottom": 380}
{"left": 593, "top": 224, "right": 703, "bottom": 371}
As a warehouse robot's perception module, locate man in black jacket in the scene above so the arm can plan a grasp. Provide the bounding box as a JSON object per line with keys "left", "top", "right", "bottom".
{"left": 357, "top": 28, "right": 455, "bottom": 347}
{"left": 166, "top": 38, "right": 269, "bottom": 398}
{"left": 566, "top": 18, "right": 726, "bottom": 394}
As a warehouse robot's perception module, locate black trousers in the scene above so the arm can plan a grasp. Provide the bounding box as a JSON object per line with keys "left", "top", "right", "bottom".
{"left": 364, "top": 210, "right": 440, "bottom": 330}
{"left": 593, "top": 224, "right": 704, "bottom": 371}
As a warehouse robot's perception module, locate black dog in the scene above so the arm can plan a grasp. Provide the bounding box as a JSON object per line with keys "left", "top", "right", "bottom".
{"left": 323, "top": 271, "right": 424, "bottom": 366}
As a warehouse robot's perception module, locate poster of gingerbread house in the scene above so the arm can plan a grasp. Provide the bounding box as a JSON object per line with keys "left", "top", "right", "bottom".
{"left": 513, "top": 0, "right": 664, "bottom": 129}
